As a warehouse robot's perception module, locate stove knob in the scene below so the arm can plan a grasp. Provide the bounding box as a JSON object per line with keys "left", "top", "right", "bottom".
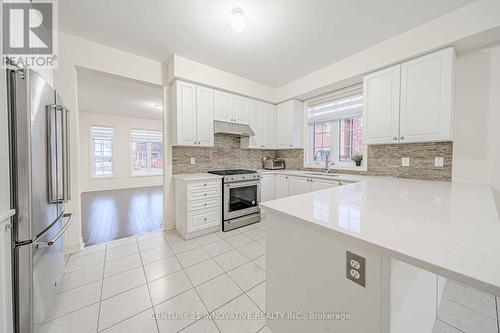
{"left": 243, "top": 176, "right": 246, "bottom": 179}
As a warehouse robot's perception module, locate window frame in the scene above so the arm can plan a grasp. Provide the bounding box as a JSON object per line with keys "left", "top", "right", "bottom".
{"left": 89, "top": 125, "right": 115, "bottom": 179}
{"left": 303, "top": 86, "right": 367, "bottom": 171}
{"left": 129, "top": 128, "right": 164, "bottom": 177}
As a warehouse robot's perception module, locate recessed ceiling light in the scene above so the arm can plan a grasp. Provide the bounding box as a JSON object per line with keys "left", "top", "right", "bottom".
{"left": 230, "top": 8, "right": 246, "bottom": 33}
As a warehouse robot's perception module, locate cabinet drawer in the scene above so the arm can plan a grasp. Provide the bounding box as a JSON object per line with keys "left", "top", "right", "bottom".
{"left": 188, "top": 180, "right": 220, "bottom": 192}
{"left": 188, "top": 198, "right": 220, "bottom": 212}
{"left": 188, "top": 208, "right": 221, "bottom": 233}
{"left": 187, "top": 188, "right": 220, "bottom": 201}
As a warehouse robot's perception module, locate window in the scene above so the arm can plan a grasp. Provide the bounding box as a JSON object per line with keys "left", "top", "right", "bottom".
{"left": 130, "top": 129, "right": 163, "bottom": 176}
{"left": 306, "top": 86, "right": 364, "bottom": 167}
{"left": 90, "top": 126, "right": 113, "bottom": 177}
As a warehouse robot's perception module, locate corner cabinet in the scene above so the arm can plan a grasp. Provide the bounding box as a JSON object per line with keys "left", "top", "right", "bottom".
{"left": 171, "top": 81, "right": 214, "bottom": 147}
{"left": 363, "top": 47, "right": 455, "bottom": 145}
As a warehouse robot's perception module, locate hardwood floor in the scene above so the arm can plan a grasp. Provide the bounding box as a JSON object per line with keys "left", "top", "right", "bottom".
{"left": 81, "top": 186, "right": 163, "bottom": 246}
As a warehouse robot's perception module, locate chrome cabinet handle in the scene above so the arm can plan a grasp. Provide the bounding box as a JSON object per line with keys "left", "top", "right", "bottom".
{"left": 393, "top": 137, "right": 398, "bottom": 141}
{"left": 400, "top": 136, "right": 405, "bottom": 140}
{"left": 35, "top": 213, "right": 73, "bottom": 248}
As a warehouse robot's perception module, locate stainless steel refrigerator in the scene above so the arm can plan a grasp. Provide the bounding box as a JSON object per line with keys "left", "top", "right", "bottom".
{"left": 6, "top": 67, "right": 72, "bottom": 333}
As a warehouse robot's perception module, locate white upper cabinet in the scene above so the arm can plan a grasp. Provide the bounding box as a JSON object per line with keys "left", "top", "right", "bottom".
{"left": 214, "top": 91, "right": 249, "bottom": 125}
{"left": 232, "top": 95, "right": 250, "bottom": 124}
{"left": 399, "top": 48, "right": 454, "bottom": 143}
{"left": 172, "top": 81, "right": 197, "bottom": 146}
{"left": 260, "top": 103, "right": 275, "bottom": 148}
{"left": 275, "top": 100, "right": 303, "bottom": 149}
{"left": 363, "top": 47, "right": 455, "bottom": 145}
{"left": 363, "top": 65, "right": 401, "bottom": 144}
{"left": 214, "top": 90, "right": 232, "bottom": 123}
{"left": 172, "top": 81, "right": 214, "bottom": 147}
{"left": 196, "top": 86, "right": 214, "bottom": 147}
{"left": 241, "top": 101, "right": 275, "bottom": 149}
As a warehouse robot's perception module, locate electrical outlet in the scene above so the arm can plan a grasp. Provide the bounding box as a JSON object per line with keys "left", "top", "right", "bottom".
{"left": 346, "top": 251, "right": 366, "bottom": 287}
{"left": 190, "top": 157, "right": 195, "bottom": 165}
{"left": 401, "top": 157, "right": 410, "bottom": 167}
{"left": 435, "top": 157, "right": 444, "bottom": 168}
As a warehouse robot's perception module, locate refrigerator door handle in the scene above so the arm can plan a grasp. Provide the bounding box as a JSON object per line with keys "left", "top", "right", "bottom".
{"left": 61, "top": 106, "right": 71, "bottom": 201}
{"left": 47, "top": 104, "right": 70, "bottom": 203}
{"left": 35, "top": 213, "right": 73, "bottom": 248}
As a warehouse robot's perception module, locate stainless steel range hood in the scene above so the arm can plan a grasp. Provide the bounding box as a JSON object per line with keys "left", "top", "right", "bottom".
{"left": 214, "top": 120, "right": 255, "bottom": 137}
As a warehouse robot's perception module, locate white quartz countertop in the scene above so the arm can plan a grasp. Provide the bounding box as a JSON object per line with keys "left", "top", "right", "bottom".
{"left": 260, "top": 177, "right": 500, "bottom": 296}
{"left": 173, "top": 173, "right": 223, "bottom": 181}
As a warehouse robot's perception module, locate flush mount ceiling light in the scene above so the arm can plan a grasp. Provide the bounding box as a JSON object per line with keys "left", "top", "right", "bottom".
{"left": 230, "top": 8, "right": 246, "bottom": 33}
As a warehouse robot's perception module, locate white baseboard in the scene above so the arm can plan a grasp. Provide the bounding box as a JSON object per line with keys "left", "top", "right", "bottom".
{"left": 64, "top": 237, "right": 84, "bottom": 255}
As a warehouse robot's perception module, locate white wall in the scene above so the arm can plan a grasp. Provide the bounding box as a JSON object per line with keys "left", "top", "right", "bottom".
{"left": 53, "top": 32, "right": 168, "bottom": 253}
{"left": 452, "top": 44, "right": 500, "bottom": 209}
{"left": 79, "top": 112, "right": 163, "bottom": 192}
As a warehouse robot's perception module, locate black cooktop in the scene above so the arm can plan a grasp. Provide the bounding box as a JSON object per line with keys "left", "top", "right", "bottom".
{"left": 208, "top": 169, "right": 257, "bottom": 176}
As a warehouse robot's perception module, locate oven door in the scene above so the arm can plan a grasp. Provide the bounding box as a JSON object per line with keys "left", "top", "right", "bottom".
{"left": 224, "top": 180, "right": 261, "bottom": 220}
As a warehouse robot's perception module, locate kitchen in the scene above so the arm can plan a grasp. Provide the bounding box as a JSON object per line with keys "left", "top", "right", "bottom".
{"left": 1, "top": 1, "right": 500, "bottom": 333}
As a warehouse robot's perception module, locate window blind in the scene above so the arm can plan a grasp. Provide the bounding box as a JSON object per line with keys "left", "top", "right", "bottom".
{"left": 91, "top": 126, "right": 113, "bottom": 140}
{"left": 131, "top": 129, "right": 162, "bottom": 143}
{"left": 307, "top": 85, "right": 363, "bottom": 124}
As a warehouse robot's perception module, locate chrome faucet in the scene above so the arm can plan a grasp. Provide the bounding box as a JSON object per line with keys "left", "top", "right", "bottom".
{"left": 324, "top": 154, "right": 335, "bottom": 173}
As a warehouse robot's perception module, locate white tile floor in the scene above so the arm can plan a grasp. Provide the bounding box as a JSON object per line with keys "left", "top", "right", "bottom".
{"left": 45, "top": 219, "right": 498, "bottom": 333}
{"left": 41, "top": 222, "right": 269, "bottom": 333}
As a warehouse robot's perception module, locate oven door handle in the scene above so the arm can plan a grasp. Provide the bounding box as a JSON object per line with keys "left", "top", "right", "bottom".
{"left": 225, "top": 180, "right": 260, "bottom": 189}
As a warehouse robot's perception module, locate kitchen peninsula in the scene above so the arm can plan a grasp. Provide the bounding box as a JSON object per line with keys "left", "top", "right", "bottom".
{"left": 261, "top": 177, "right": 500, "bottom": 333}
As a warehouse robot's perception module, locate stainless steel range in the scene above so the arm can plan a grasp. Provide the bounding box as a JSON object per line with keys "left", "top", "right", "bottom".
{"left": 207, "top": 169, "right": 260, "bottom": 231}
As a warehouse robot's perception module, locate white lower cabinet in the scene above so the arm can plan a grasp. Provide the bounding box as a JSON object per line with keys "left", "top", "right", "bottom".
{"left": 260, "top": 174, "right": 275, "bottom": 202}
{"left": 310, "top": 179, "right": 340, "bottom": 191}
{"left": 270, "top": 173, "right": 341, "bottom": 199}
{"left": 175, "top": 176, "right": 222, "bottom": 239}
{"left": 274, "top": 175, "right": 290, "bottom": 199}
{"left": 289, "top": 176, "right": 310, "bottom": 196}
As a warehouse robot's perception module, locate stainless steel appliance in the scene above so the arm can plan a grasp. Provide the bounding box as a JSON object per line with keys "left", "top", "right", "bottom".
{"left": 6, "top": 67, "right": 72, "bottom": 333}
{"left": 207, "top": 169, "right": 260, "bottom": 231}
{"left": 264, "top": 158, "right": 286, "bottom": 170}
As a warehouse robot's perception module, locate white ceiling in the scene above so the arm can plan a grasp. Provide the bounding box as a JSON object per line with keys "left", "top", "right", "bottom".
{"left": 76, "top": 69, "right": 163, "bottom": 121}
{"left": 61, "top": 0, "right": 473, "bottom": 87}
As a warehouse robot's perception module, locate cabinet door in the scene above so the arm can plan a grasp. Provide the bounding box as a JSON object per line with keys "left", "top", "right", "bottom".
{"left": 310, "top": 179, "right": 339, "bottom": 191}
{"left": 196, "top": 86, "right": 214, "bottom": 147}
{"left": 260, "top": 103, "right": 275, "bottom": 148}
{"left": 363, "top": 65, "right": 401, "bottom": 144}
{"left": 175, "top": 81, "right": 197, "bottom": 146}
{"left": 0, "top": 219, "right": 13, "bottom": 333}
{"left": 274, "top": 175, "right": 290, "bottom": 199}
{"left": 214, "top": 90, "right": 233, "bottom": 122}
{"left": 399, "top": 48, "right": 454, "bottom": 143}
{"left": 247, "top": 100, "right": 261, "bottom": 148}
{"left": 260, "top": 174, "right": 275, "bottom": 202}
{"left": 232, "top": 95, "right": 249, "bottom": 124}
{"left": 289, "top": 176, "right": 310, "bottom": 196}
{"left": 275, "top": 101, "right": 294, "bottom": 149}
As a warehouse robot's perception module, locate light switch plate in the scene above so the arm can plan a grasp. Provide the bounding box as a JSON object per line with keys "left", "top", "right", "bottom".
{"left": 346, "top": 251, "right": 366, "bottom": 287}
{"left": 190, "top": 157, "right": 195, "bottom": 165}
{"left": 435, "top": 157, "right": 444, "bottom": 168}
{"left": 402, "top": 157, "right": 410, "bottom": 167}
